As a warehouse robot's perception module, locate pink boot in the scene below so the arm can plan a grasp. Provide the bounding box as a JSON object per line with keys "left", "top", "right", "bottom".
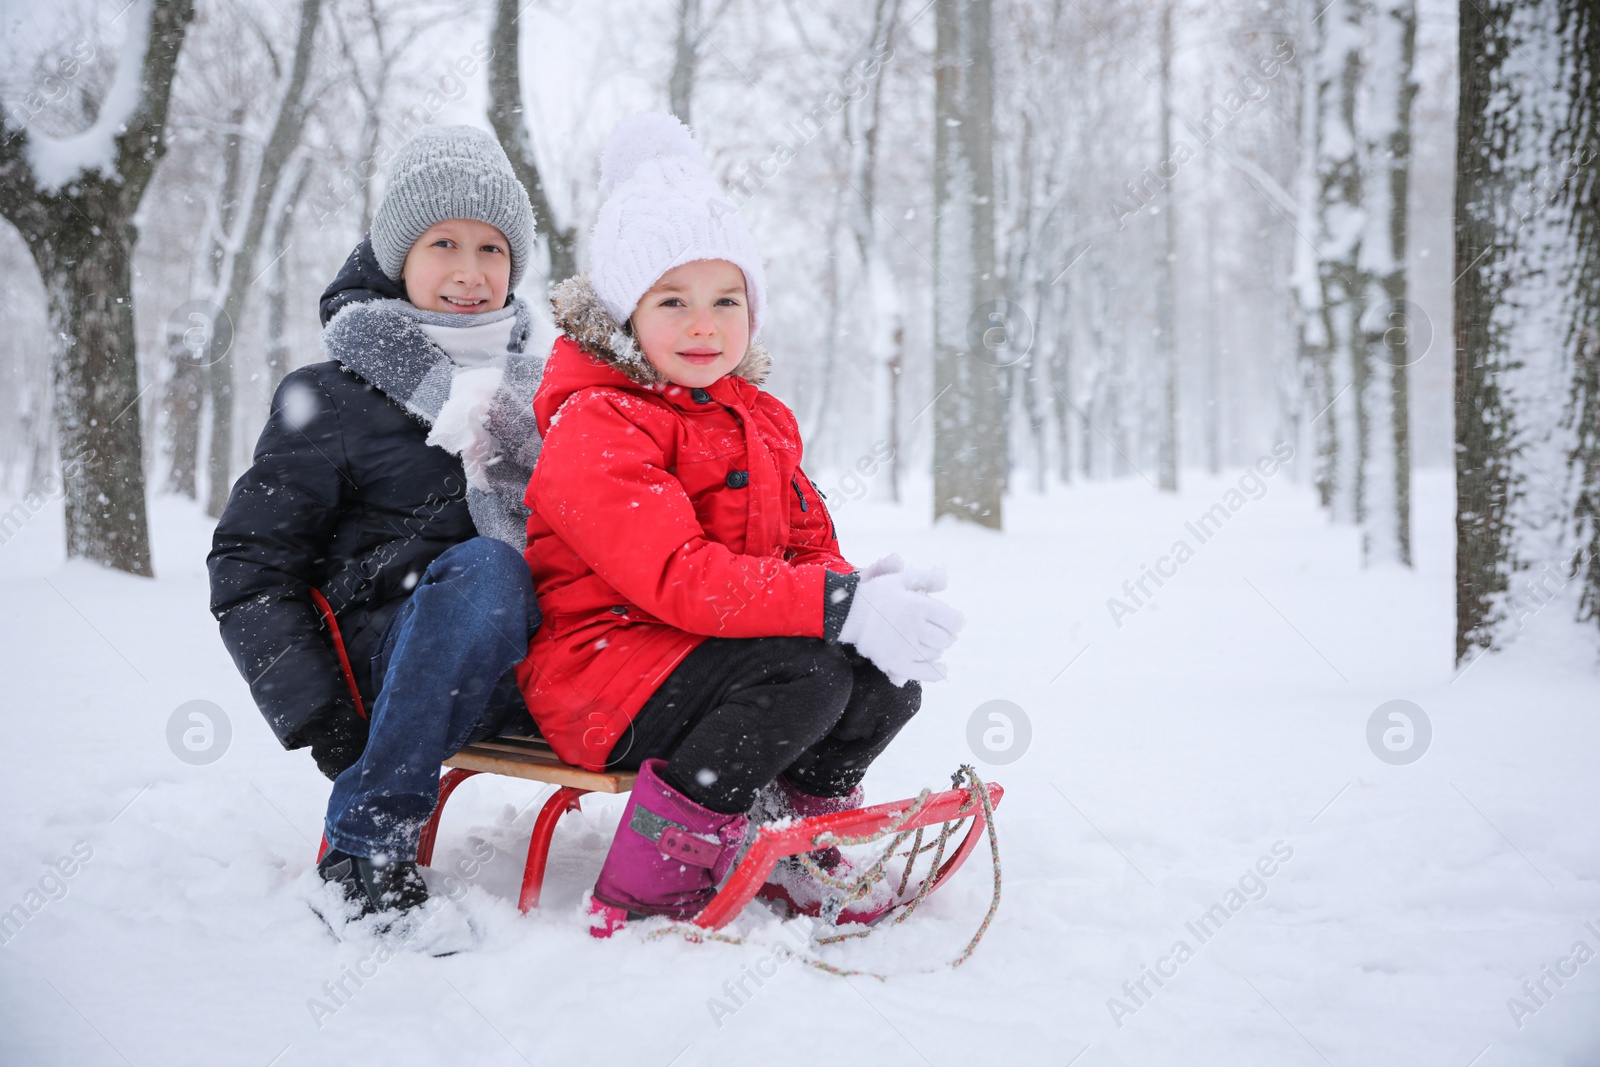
{"left": 588, "top": 759, "right": 747, "bottom": 937}
{"left": 756, "top": 777, "right": 896, "bottom": 926}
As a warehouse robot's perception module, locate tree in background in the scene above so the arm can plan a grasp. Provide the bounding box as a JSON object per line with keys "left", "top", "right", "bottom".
{"left": 200, "top": 0, "right": 322, "bottom": 518}
{"left": 1563, "top": 1, "right": 1600, "bottom": 639}
{"left": 488, "top": 0, "right": 577, "bottom": 286}
{"left": 934, "top": 0, "right": 1004, "bottom": 529}
{"left": 1354, "top": 0, "right": 1418, "bottom": 565}
{"left": 1456, "top": 0, "right": 1600, "bottom": 659}
{"left": 669, "top": 0, "right": 703, "bottom": 125}
{"left": 1290, "top": 0, "right": 1419, "bottom": 565}
{"left": 0, "top": 0, "right": 1491, "bottom": 592}
{"left": 845, "top": 0, "right": 905, "bottom": 501}
{"left": 1309, "top": 0, "right": 1365, "bottom": 525}
{"left": 1154, "top": 0, "right": 1179, "bottom": 492}
{"left": 0, "top": 0, "right": 195, "bottom": 575}
{"left": 160, "top": 98, "right": 247, "bottom": 501}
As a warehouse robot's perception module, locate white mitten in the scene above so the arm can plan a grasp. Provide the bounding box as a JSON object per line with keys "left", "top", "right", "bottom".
{"left": 427, "top": 367, "right": 502, "bottom": 492}
{"left": 856, "top": 552, "right": 905, "bottom": 582}
{"left": 839, "top": 566, "right": 964, "bottom": 686}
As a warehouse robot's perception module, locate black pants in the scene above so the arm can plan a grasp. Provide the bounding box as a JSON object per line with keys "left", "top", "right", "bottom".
{"left": 606, "top": 637, "right": 922, "bottom": 814}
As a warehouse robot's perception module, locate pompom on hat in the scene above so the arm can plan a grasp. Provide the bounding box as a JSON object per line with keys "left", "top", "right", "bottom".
{"left": 588, "top": 113, "right": 766, "bottom": 335}
{"left": 370, "top": 125, "right": 536, "bottom": 293}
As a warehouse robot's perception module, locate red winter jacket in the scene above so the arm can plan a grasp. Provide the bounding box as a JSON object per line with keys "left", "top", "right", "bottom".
{"left": 517, "top": 277, "right": 857, "bottom": 769}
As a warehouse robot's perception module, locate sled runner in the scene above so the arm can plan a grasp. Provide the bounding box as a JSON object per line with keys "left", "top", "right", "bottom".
{"left": 311, "top": 591, "right": 1002, "bottom": 930}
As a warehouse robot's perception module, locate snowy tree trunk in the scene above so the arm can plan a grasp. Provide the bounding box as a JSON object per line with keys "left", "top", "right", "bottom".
{"left": 1455, "top": 0, "right": 1594, "bottom": 658}
{"left": 488, "top": 0, "right": 577, "bottom": 286}
{"left": 42, "top": 205, "right": 153, "bottom": 572}
{"left": 1455, "top": 0, "right": 1516, "bottom": 658}
{"left": 1025, "top": 274, "right": 1053, "bottom": 493}
{"left": 1576, "top": 330, "right": 1600, "bottom": 628}
{"left": 1050, "top": 277, "right": 1074, "bottom": 485}
{"left": 1569, "top": 2, "right": 1600, "bottom": 632}
{"left": 847, "top": 0, "right": 902, "bottom": 503}
{"left": 356, "top": 121, "right": 379, "bottom": 237}
{"left": 1085, "top": 267, "right": 1114, "bottom": 479}
{"left": 669, "top": 0, "right": 702, "bottom": 125}
{"left": 1291, "top": 0, "right": 1329, "bottom": 502}
{"left": 804, "top": 190, "right": 848, "bottom": 447}
{"left": 866, "top": 250, "right": 905, "bottom": 502}
{"left": 0, "top": 0, "right": 195, "bottom": 575}
{"left": 934, "top": 0, "right": 1004, "bottom": 528}
{"left": 1154, "top": 0, "right": 1178, "bottom": 492}
{"left": 160, "top": 324, "right": 202, "bottom": 498}
{"left": 264, "top": 160, "right": 310, "bottom": 391}
{"left": 1202, "top": 133, "right": 1222, "bottom": 478}
{"left": 204, "top": 0, "right": 322, "bottom": 519}
{"left": 1356, "top": 0, "right": 1418, "bottom": 565}
{"left": 176, "top": 104, "right": 247, "bottom": 503}
{"left": 1313, "top": 0, "right": 1365, "bottom": 523}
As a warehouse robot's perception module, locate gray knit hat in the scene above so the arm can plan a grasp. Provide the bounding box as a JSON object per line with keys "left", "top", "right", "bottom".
{"left": 371, "top": 125, "right": 536, "bottom": 293}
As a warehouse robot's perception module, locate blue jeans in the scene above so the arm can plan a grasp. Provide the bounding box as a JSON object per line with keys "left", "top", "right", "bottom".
{"left": 324, "top": 537, "right": 539, "bottom": 859}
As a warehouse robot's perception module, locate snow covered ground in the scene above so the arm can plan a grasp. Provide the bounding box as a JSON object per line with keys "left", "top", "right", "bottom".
{"left": 2, "top": 464, "right": 1598, "bottom": 1066}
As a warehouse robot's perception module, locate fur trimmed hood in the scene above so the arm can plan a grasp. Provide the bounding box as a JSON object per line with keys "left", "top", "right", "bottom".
{"left": 549, "top": 273, "right": 771, "bottom": 388}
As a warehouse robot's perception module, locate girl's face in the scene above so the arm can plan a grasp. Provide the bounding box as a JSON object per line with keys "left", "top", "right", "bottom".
{"left": 630, "top": 259, "right": 750, "bottom": 389}
{"left": 401, "top": 219, "right": 511, "bottom": 313}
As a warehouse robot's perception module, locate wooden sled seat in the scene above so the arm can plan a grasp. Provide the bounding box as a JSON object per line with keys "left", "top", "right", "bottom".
{"left": 416, "top": 735, "right": 635, "bottom": 914}
{"left": 441, "top": 735, "right": 635, "bottom": 794}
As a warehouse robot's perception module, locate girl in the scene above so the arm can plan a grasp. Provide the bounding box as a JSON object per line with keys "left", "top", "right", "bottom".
{"left": 518, "top": 115, "right": 963, "bottom": 933}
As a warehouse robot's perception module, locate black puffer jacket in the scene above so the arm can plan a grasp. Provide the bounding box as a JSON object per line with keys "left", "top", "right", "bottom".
{"left": 209, "top": 237, "right": 476, "bottom": 748}
{"left": 318, "top": 234, "right": 407, "bottom": 326}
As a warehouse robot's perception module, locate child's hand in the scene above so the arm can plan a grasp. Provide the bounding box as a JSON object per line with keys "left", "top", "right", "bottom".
{"left": 299, "top": 702, "right": 369, "bottom": 781}
{"left": 856, "top": 553, "right": 905, "bottom": 582}
{"left": 839, "top": 566, "right": 965, "bottom": 686}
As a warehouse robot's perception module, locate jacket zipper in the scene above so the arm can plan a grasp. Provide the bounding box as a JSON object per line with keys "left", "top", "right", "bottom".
{"left": 791, "top": 475, "right": 808, "bottom": 511}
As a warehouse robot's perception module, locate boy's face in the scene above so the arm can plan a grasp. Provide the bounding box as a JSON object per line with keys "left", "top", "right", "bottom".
{"left": 630, "top": 259, "right": 751, "bottom": 389}
{"left": 401, "top": 219, "right": 511, "bottom": 314}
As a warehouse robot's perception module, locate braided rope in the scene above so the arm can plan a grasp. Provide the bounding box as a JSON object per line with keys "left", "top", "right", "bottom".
{"left": 945, "top": 765, "right": 1003, "bottom": 968}
{"left": 646, "top": 765, "right": 1002, "bottom": 977}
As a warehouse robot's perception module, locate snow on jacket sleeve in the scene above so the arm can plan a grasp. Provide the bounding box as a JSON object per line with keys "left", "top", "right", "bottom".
{"left": 207, "top": 368, "right": 356, "bottom": 747}
{"left": 529, "top": 389, "right": 829, "bottom": 639}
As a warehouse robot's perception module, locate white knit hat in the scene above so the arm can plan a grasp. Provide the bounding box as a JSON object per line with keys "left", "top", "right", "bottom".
{"left": 588, "top": 114, "right": 766, "bottom": 335}
{"left": 371, "top": 125, "right": 536, "bottom": 293}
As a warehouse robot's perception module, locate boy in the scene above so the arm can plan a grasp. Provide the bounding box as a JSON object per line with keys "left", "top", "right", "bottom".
{"left": 209, "top": 126, "right": 543, "bottom": 920}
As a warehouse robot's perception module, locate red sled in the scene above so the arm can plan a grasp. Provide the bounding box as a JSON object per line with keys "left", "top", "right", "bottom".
{"left": 317, "top": 735, "right": 1002, "bottom": 930}
{"left": 310, "top": 591, "right": 1001, "bottom": 929}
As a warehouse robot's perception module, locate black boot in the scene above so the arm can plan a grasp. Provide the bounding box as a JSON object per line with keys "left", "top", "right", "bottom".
{"left": 318, "top": 848, "right": 429, "bottom": 914}
{"left": 317, "top": 848, "right": 370, "bottom": 915}
{"left": 357, "top": 853, "right": 430, "bottom": 912}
